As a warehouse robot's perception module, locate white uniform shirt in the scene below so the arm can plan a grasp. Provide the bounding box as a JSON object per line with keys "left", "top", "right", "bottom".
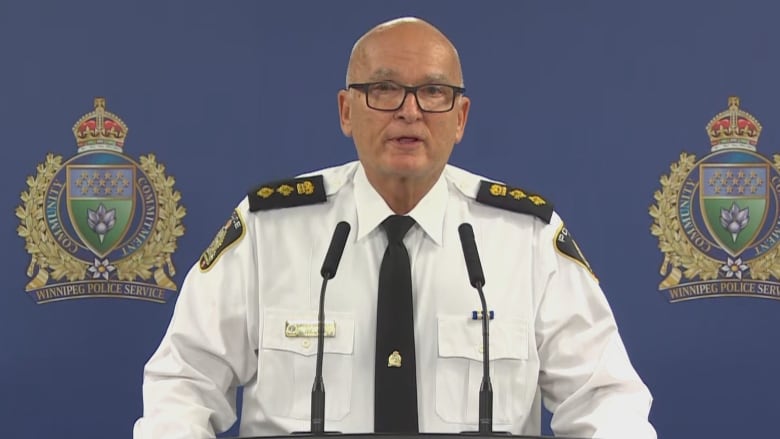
{"left": 134, "top": 161, "right": 656, "bottom": 439}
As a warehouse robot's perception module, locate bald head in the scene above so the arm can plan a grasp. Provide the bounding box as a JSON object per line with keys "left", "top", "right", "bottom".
{"left": 345, "top": 17, "right": 464, "bottom": 87}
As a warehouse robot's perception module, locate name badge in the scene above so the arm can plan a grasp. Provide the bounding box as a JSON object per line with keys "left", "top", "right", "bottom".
{"left": 285, "top": 320, "right": 336, "bottom": 337}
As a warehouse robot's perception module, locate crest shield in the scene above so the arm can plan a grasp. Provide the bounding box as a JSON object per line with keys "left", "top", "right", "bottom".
{"left": 17, "top": 97, "right": 185, "bottom": 304}
{"left": 699, "top": 163, "right": 769, "bottom": 257}
{"left": 66, "top": 164, "right": 135, "bottom": 258}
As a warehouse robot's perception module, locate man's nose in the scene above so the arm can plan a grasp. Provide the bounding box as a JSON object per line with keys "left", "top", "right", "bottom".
{"left": 394, "top": 91, "right": 423, "bottom": 120}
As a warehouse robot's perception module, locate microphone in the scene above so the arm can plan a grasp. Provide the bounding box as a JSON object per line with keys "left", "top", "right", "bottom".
{"left": 320, "top": 221, "right": 351, "bottom": 279}
{"left": 458, "top": 223, "right": 493, "bottom": 434}
{"left": 459, "top": 223, "right": 486, "bottom": 288}
{"left": 310, "top": 221, "right": 351, "bottom": 434}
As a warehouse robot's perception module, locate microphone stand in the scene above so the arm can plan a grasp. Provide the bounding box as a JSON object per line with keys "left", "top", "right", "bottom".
{"left": 311, "top": 278, "right": 328, "bottom": 434}
{"left": 458, "top": 223, "right": 510, "bottom": 436}
{"left": 474, "top": 280, "right": 493, "bottom": 435}
{"left": 295, "top": 222, "right": 350, "bottom": 435}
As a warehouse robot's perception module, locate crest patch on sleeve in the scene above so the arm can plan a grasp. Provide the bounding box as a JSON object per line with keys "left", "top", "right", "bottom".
{"left": 476, "top": 180, "right": 553, "bottom": 223}
{"left": 199, "top": 209, "right": 245, "bottom": 272}
{"left": 248, "top": 175, "right": 327, "bottom": 212}
{"left": 554, "top": 223, "right": 595, "bottom": 276}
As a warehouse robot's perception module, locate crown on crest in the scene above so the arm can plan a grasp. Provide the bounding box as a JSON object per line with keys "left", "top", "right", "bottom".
{"left": 72, "top": 97, "right": 128, "bottom": 153}
{"left": 706, "top": 96, "right": 761, "bottom": 152}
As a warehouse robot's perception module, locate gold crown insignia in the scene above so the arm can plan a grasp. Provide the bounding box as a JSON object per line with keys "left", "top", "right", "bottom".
{"left": 706, "top": 96, "right": 761, "bottom": 152}
{"left": 72, "top": 97, "right": 129, "bottom": 153}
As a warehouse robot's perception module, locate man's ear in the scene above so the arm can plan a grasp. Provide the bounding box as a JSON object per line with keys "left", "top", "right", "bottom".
{"left": 454, "top": 96, "right": 470, "bottom": 143}
{"left": 338, "top": 89, "right": 353, "bottom": 137}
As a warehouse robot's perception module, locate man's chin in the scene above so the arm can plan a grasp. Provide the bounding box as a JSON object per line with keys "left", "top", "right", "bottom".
{"left": 381, "top": 160, "right": 425, "bottom": 176}
{"left": 377, "top": 160, "right": 444, "bottom": 181}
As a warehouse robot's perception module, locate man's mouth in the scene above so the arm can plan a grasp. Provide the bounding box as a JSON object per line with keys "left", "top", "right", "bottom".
{"left": 392, "top": 136, "right": 422, "bottom": 144}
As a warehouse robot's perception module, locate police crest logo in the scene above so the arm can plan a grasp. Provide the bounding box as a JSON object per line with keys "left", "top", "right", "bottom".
{"left": 650, "top": 96, "right": 780, "bottom": 302}
{"left": 16, "top": 98, "right": 186, "bottom": 304}
{"left": 199, "top": 209, "right": 244, "bottom": 272}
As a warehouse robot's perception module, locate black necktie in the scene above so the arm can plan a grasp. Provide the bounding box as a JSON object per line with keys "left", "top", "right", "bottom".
{"left": 375, "top": 215, "right": 419, "bottom": 433}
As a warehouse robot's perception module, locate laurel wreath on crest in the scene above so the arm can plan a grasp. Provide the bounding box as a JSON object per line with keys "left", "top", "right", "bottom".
{"left": 747, "top": 154, "right": 780, "bottom": 280}
{"left": 16, "top": 153, "right": 185, "bottom": 290}
{"left": 16, "top": 154, "right": 84, "bottom": 283}
{"left": 650, "top": 152, "right": 780, "bottom": 281}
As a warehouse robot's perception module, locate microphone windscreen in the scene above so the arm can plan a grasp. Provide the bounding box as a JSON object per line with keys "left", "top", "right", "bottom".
{"left": 458, "top": 223, "right": 486, "bottom": 288}
{"left": 320, "top": 221, "right": 351, "bottom": 279}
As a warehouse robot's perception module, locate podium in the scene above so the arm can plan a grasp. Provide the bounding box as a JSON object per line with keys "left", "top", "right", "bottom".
{"left": 234, "top": 434, "right": 566, "bottom": 439}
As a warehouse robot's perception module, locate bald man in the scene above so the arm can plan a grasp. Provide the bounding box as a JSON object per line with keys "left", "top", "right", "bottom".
{"left": 134, "top": 18, "right": 656, "bottom": 439}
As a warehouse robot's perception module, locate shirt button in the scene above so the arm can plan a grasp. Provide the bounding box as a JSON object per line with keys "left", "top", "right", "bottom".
{"left": 302, "top": 339, "right": 311, "bottom": 349}
{"left": 478, "top": 344, "right": 484, "bottom": 353}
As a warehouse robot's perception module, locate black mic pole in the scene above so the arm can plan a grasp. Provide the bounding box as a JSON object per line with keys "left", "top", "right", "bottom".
{"left": 458, "top": 223, "right": 493, "bottom": 434}
{"left": 310, "top": 221, "right": 351, "bottom": 434}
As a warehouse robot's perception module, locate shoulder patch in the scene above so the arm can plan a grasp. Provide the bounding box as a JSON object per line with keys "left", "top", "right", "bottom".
{"left": 554, "top": 223, "right": 596, "bottom": 277}
{"left": 199, "top": 209, "right": 245, "bottom": 272}
{"left": 476, "top": 181, "right": 553, "bottom": 223}
{"left": 248, "top": 175, "right": 327, "bottom": 212}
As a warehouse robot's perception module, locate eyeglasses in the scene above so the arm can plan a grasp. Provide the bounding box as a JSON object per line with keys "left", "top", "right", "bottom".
{"left": 347, "top": 81, "right": 466, "bottom": 113}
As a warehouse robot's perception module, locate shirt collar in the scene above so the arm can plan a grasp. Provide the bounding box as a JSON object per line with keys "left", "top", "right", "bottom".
{"left": 353, "top": 164, "right": 447, "bottom": 246}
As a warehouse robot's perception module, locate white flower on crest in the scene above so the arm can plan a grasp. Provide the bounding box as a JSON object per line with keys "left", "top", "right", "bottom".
{"left": 720, "top": 257, "right": 748, "bottom": 280}
{"left": 88, "top": 258, "right": 116, "bottom": 280}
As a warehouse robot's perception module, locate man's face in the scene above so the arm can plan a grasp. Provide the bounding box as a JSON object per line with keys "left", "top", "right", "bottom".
{"left": 338, "top": 24, "right": 470, "bottom": 186}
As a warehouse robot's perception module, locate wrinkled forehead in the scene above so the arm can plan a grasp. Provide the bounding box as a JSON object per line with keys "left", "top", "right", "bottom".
{"left": 363, "top": 67, "right": 455, "bottom": 84}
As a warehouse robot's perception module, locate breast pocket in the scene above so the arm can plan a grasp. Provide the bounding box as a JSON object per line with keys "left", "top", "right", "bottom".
{"left": 435, "top": 315, "right": 528, "bottom": 426}
{"left": 258, "top": 309, "right": 355, "bottom": 421}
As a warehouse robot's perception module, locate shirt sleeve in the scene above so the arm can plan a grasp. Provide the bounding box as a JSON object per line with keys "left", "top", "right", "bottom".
{"left": 134, "top": 200, "right": 258, "bottom": 439}
{"left": 535, "top": 214, "right": 657, "bottom": 439}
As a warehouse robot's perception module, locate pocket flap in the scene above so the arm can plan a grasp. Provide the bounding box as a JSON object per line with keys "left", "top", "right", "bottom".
{"left": 438, "top": 315, "right": 528, "bottom": 361}
{"left": 262, "top": 308, "right": 355, "bottom": 356}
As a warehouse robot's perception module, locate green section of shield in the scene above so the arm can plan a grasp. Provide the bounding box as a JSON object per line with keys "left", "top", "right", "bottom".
{"left": 69, "top": 199, "right": 133, "bottom": 257}
{"left": 701, "top": 198, "right": 766, "bottom": 256}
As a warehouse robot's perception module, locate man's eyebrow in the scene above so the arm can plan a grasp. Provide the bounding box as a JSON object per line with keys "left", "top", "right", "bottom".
{"left": 422, "top": 73, "right": 451, "bottom": 83}
{"left": 367, "top": 68, "right": 397, "bottom": 81}
{"left": 366, "top": 70, "right": 453, "bottom": 84}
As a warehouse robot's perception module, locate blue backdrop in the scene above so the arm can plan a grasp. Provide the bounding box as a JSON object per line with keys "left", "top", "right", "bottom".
{"left": 2, "top": 1, "right": 779, "bottom": 438}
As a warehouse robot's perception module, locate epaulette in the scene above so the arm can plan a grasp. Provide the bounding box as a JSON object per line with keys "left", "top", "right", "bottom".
{"left": 248, "top": 175, "right": 327, "bottom": 212}
{"left": 475, "top": 180, "right": 553, "bottom": 223}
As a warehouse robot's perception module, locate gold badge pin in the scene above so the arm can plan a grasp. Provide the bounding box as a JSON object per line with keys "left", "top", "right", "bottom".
{"left": 388, "top": 350, "right": 402, "bottom": 367}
